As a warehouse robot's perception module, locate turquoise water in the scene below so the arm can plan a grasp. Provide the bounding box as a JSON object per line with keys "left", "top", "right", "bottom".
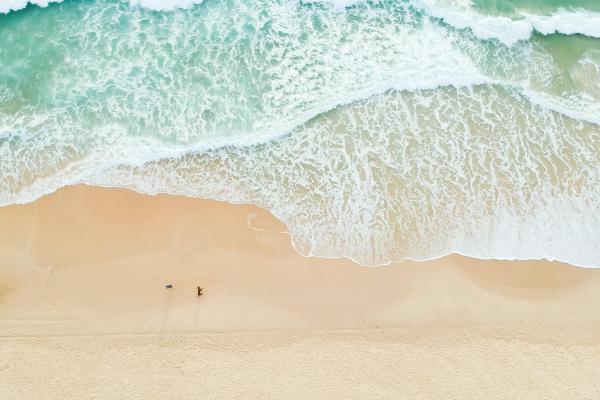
{"left": 1, "top": 0, "right": 599, "bottom": 266}
{"left": 473, "top": 0, "right": 600, "bottom": 16}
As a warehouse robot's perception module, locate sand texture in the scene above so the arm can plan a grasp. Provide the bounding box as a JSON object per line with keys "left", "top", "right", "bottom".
{"left": 1, "top": 185, "right": 600, "bottom": 399}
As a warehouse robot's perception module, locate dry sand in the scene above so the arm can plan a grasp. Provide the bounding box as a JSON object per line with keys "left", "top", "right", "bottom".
{"left": 1, "top": 184, "right": 600, "bottom": 399}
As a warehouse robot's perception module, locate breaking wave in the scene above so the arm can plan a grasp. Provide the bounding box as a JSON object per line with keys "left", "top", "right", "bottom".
{"left": 0, "top": 0, "right": 205, "bottom": 14}
{"left": 1, "top": 0, "right": 599, "bottom": 267}
{"left": 413, "top": 0, "right": 600, "bottom": 46}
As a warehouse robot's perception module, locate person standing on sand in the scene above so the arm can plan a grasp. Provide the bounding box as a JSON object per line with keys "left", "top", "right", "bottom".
{"left": 197, "top": 286, "right": 203, "bottom": 297}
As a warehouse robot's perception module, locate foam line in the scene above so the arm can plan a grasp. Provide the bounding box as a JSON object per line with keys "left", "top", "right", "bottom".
{"left": 0, "top": 0, "right": 62, "bottom": 14}
{"left": 412, "top": 0, "right": 600, "bottom": 45}
{"left": 0, "top": 0, "right": 205, "bottom": 14}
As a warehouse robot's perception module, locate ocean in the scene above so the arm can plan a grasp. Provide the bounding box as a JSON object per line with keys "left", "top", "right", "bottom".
{"left": 0, "top": 0, "right": 599, "bottom": 266}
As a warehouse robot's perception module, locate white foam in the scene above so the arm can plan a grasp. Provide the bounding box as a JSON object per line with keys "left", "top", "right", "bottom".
{"left": 3, "top": 86, "right": 599, "bottom": 268}
{"left": 523, "top": 89, "right": 600, "bottom": 126}
{"left": 526, "top": 11, "right": 600, "bottom": 38}
{"left": 81, "top": 86, "right": 600, "bottom": 268}
{"left": 0, "top": 0, "right": 205, "bottom": 14}
{"left": 5, "top": 0, "right": 600, "bottom": 45}
{"left": 570, "top": 50, "right": 600, "bottom": 100}
{"left": 2, "top": 0, "right": 600, "bottom": 269}
{"left": 302, "top": 0, "right": 362, "bottom": 10}
{"left": 306, "top": 0, "right": 600, "bottom": 45}
{"left": 0, "top": 0, "right": 490, "bottom": 207}
{"left": 412, "top": 0, "right": 600, "bottom": 45}
{"left": 413, "top": 0, "right": 531, "bottom": 45}
{"left": 128, "top": 0, "right": 204, "bottom": 11}
{"left": 0, "top": 0, "right": 61, "bottom": 14}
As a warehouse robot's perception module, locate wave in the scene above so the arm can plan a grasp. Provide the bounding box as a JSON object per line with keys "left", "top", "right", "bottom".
{"left": 412, "top": 0, "right": 600, "bottom": 45}
{"left": 0, "top": 0, "right": 495, "bottom": 205}
{"left": 306, "top": 0, "right": 600, "bottom": 45}
{"left": 6, "top": 0, "right": 600, "bottom": 46}
{"left": 4, "top": 85, "right": 599, "bottom": 268}
{"left": 0, "top": 0, "right": 204, "bottom": 14}
{"left": 523, "top": 90, "right": 600, "bottom": 126}
{"left": 84, "top": 85, "right": 600, "bottom": 268}
{"left": 1, "top": 0, "right": 599, "bottom": 268}
{"left": 1, "top": 0, "right": 598, "bottom": 206}
{"left": 0, "top": 79, "right": 596, "bottom": 208}
{"left": 0, "top": 0, "right": 57, "bottom": 14}
{"left": 2, "top": 84, "right": 600, "bottom": 269}
{"left": 0, "top": 78, "right": 489, "bottom": 207}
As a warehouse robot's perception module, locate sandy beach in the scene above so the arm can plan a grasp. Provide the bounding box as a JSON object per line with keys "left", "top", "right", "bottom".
{"left": 1, "top": 184, "right": 600, "bottom": 399}
{"left": 3, "top": 0, "right": 600, "bottom": 397}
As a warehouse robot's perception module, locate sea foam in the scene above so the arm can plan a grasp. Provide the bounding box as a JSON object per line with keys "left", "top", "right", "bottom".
{"left": 86, "top": 86, "right": 600, "bottom": 268}
{"left": 0, "top": 2, "right": 490, "bottom": 205}
{"left": 0, "top": 0, "right": 59, "bottom": 14}
{"left": 5, "top": 0, "right": 600, "bottom": 46}
{"left": 0, "top": 0, "right": 205, "bottom": 13}
{"left": 413, "top": 0, "right": 600, "bottom": 45}
{"left": 1, "top": 0, "right": 599, "bottom": 268}
{"left": 307, "top": 0, "right": 600, "bottom": 45}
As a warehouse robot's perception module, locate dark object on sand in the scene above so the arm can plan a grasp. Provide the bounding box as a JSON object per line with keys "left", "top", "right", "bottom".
{"left": 165, "top": 284, "right": 173, "bottom": 289}
{"left": 197, "top": 286, "right": 203, "bottom": 297}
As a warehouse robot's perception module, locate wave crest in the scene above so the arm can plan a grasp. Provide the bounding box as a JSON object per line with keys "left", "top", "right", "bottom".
{"left": 0, "top": 0, "right": 204, "bottom": 14}
{"left": 413, "top": 0, "right": 600, "bottom": 45}
{"left": 88, "top": 86, "right": 600, "bottom": 268}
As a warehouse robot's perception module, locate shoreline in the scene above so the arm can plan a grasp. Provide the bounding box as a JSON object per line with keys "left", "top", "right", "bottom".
{"left": 2, "top": 184, "right": 600, "bottom": 398}
{"left": 1, "top": 184, "right": 599, "bottom": 335}
{"left": 3, "top": 181, "right": 596, "bottom": 269}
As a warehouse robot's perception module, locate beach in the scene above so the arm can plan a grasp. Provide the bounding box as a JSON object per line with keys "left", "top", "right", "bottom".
{"left": 1, "top": 184, "right": 600, "bottom": 398}
{"left": 2, "top": 0, "right": 600, "bottom": 397}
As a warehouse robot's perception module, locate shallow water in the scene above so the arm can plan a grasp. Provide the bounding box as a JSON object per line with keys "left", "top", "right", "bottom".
{"left": 1, "top": 0, "right": 599, "bottom": 266}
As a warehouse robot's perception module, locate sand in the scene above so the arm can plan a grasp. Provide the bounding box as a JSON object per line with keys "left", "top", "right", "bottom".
{"left": 1, "top": 184, "right": 600, "bottom": 399}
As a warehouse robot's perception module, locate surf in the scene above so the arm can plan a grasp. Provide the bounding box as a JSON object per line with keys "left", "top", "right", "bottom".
{"left": 413, "top": 0, "right": 600, "bottom": 46}
{"left": 1, "top": 0, "right": 599, "bottom": 267}
{"left": 0, "top": 0, "right": 206, "bottom": 14}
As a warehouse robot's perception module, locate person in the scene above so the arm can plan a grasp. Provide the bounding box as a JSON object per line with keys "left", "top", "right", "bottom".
{"left": 197, "top": 286, "right": 203, "bottom": 297}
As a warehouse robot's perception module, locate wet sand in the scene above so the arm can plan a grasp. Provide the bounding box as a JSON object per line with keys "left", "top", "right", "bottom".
{"left": 1, "top": 185, "right": 599, "bottom": 399}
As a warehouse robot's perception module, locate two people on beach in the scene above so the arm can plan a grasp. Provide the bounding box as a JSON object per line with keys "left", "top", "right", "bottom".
{"left": 165, "top": 284, "right": 203, "bottom": 297}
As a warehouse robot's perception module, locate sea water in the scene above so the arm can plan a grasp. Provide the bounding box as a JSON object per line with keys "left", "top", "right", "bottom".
{"left": 0, "top": 0, "right": 599, "bottom": 266}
